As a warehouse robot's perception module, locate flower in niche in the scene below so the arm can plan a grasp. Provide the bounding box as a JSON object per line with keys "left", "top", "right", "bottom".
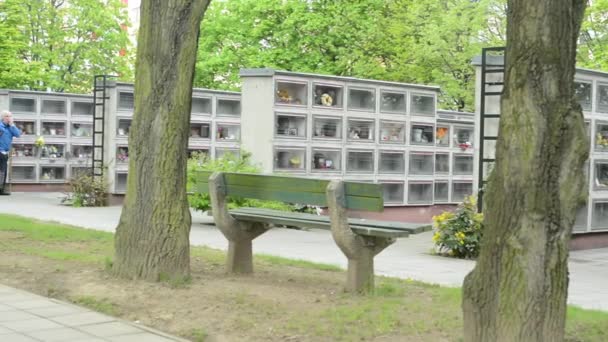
{"left": 436, "top": 127, "right": 448, "bottom": 139}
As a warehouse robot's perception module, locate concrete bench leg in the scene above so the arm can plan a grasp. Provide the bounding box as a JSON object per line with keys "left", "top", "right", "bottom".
{"left": 327, "top": 180, "right": 395, "bottom": 293}
{"left": 209, "top": 172, "right": 267, "bottom": 274}
{"left": 345, "top": 236, "right": 393, "bottom": 293}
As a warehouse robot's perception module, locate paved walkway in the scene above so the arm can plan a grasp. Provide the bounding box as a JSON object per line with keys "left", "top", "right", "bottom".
{"left": 1, "top": 192, "right": 607, "bottom": 312}
{"left": 0, "top": 284, "right": 185, "bottom": 342}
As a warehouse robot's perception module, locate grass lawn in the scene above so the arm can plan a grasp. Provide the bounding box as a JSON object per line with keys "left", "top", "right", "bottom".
{"left": 0, "top": 214, "right": 606, "bottom": 341}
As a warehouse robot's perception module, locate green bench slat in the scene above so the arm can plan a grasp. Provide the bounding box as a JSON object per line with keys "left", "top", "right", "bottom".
{"left": 224, "top": 173, "right": 328, "bottom": 193}
{"left": 225, "top": 185, "right": 328, "bottom": 206}
{"left": 229, "top": 211, "right": 409, "bottom": 238}
{"left": 193, "top": 171, "right": 383, "bottom": 211}
{"left": 233, "top": 207, "right": 429, "bottom": 234}
{"left": 223, "top": 173, "right": 383, "bottom": 199}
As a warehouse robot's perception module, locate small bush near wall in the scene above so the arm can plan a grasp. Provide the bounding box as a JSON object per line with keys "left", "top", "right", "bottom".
{"left": 187, "top": 151, "right": 302, "bottom": 213}
{"left": 432, "top": 196, "right": 483, "bottom": 259}
{"left": 63, "top": 174, "right": 108, "bottom": 207}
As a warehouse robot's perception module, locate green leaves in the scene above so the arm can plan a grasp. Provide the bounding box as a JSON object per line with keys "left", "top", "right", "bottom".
{"left": 578, "top": 0, "right": 608, "bottom": 71}
{"left": 194, "top": 0, "right": 607, "bottom": 112}
{"left": 432, "top": 196, "right": 483, "bottom": 259}
{"left": 0, "top": 0, "right": 133, "bottom": 92}
{"left": 194, "top": 0, "right": 498, "bottom": 111}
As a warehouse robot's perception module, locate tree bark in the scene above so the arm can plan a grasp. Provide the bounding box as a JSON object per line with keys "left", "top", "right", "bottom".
{"left": 113, "top": 0, "right": 210, "bottom": 281}
{"left": 462, "top": 1, "right": 587, "bottom": 341}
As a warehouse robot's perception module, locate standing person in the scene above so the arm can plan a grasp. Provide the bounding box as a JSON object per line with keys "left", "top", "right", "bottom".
{"left": 0, "top": 111, "right": 21, "bottom": 195}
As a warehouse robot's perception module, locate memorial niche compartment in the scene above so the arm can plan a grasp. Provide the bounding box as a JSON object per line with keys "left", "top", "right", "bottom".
{"left": 347, "top": 119, "right": 374, "bottom": 141}
{"left": 452, "top": 182, "right": 473, "bottom": 202}
{"left": 14, "top": 120, "right": 36, "bottom": 135}
{"left": 410, "top": 124, "right": 433, "bottom": 145}
{"left": 573, "top": 204, "right": 588, "bottom": 232}
{"left": 115, "top": 172, "right": 128, "bottom": 192}
{"left": 597, "top": 84, "right": 608, "bottom": 113}
{"left": 71, "top": 145, "right": 92, "bottom": 159}
{"left": 41, "top": 99, "right": 67, "bottom": 115}
{"left": 435, "top": 153, "right": 449, "bottom": 173}
{"left": 190, "top": 122, "right": 211, "bottom": 139}
{"left": 408, "top": 182, "right": 433, "bottom": 204}
{"left": 591, "top": 201, "right": 608, "bottom": 230}
{"left": 435, "top": 126, "right": 449, "bottom": 146}
{"left": 453, "top": 154, "right": 473, "bottom": 175}
{"left": 276, "top": 114, "right": 306, "bottom": 138}
{"left": 217, "top": 124, "right": 240, "bottom": 141}
{"left": 347, "top": 150, "right": 374, "bottom": 172}
{"left": 217, "top": 98, "right": 241, "bottom": 116}
{"left": 118, "top": 92, "right": 134, "bottom": 110}
{"left": 11, "top": 166, "right": 36, "bottom": 181}
{"left": 379, "top": 121, "right": 405, "bottom": 143}
{"left": 409, "top": 152, "right": 433, "bottom": 175}
{"left": 313, "top": 116, "right": 341, "bottom": 139}
{"left": 313, "top": 84, "right": 343, "bottom": 108}
{"left": 348, "top": 88, "right": 375, "bottom": 111}
{"left": 434, "top": 181, "right": 449, "bottom": 202}
{"left": 382, "top": 183, "right": 404, "bottom": 203}
{"left": 40, "top": 166, "right": 65, "bottom": 181}
{"left": 411, "top": 94, "right": 435, "bottom": 115}
{"left": 275, "top": 81, "right": 307, "bottom": 106}
{"left": 380, "top": 91, "right": 406, "bottom": 113}
{"left": 594, "top": 161, "right": 608, "bottom": 189}
{"left": 274, "top": 148, "right": 306, "bottom": 171}
{"left": 117, "top": 119, "right": 132, "bottom": 137}
{"left": 71, "top": 123, "right": 92, "bottom": 137}
{"left": 191, "top": 97, "right": 212, "bottom": 114}
{"left": 116, "top": 146, "right": 129, "bottom": 163}
{"left": 312, "top": 149, "right": 341, "bottom": 171}
{"left": 71, "top": 101, "right": 94, "bottom": 116}
{"left": 11, "top": 144, "right": 35, "bottom": 158}
{"left": 594, "top": 121, "right": 608, "bottom": 150}
{"left": 10, "top": 97, "right": 36, "bottom": 113}
{"left": 454, "top": 126, "right": 474, "bottom": 149}
{"left": 41, "top": 121, "right": 66, "bottom": 136}
{"left": 379, "top": 151, "right": 405, "bottom": 173}
{"left": 40, "top": 144, "right": 65, "bottom": 158}
{"left": 574, "top": 81, "right": 592, "bottom": 111}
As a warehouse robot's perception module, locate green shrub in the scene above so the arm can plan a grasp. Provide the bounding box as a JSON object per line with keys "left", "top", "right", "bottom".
{"left": 432, "top": 196, "right": 483, "bottom": 259}
{"left": 187, "top": 151, "right": 301, "bottom": 213}
{"left": 63, "top": 173, "right": 108, "bottom": 207}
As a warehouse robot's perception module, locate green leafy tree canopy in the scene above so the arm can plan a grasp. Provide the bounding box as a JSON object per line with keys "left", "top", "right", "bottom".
{"left": 0, "top": 0, "right": 134, "bottom": 93}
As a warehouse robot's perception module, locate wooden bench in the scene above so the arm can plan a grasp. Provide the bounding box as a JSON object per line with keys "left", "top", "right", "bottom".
{"left": 194, "top": 171, "right": 430, "bottom": 292}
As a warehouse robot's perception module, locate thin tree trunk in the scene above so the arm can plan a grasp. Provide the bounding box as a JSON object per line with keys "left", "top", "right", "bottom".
{"left": 113, "top": 0, "right": 210, "bottom": 281}
{"left": 462, "top": 1, "right": 587, "bottom": 341}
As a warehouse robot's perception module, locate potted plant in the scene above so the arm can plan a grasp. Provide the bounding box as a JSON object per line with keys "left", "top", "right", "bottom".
{"left": 34, "top": 136, "right": 45, "bottom": 157}
{"left": 289, "top": 156, "right": 301, "bottom": 168}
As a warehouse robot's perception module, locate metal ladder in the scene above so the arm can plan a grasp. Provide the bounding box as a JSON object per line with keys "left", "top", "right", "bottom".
{"left": 478, "top": 47, "right": 506, "bottom": 211}
{"left": 92, "top": 75, "right": 113, "bottom": 178}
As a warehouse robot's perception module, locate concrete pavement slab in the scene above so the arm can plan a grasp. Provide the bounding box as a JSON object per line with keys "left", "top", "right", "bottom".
{"left": 25, "top": 326, "right": 95, "bottom": 342}
{"left": 0, "top": 284, "right": 187, "bottom": 341}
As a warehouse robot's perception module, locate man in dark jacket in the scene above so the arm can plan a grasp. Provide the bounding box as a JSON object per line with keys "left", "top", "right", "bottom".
{"left": 0, "top": 111, "right": 21, "bottom": 195}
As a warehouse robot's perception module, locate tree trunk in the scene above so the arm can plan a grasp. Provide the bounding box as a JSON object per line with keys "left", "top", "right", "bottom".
{"left": 113, "top": 0, "right": 210, "bottom": 281}
{"left": 462, "top": 1, "right": 587, "bottom": 341}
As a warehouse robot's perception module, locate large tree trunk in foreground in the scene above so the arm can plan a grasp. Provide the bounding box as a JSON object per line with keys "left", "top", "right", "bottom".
{"left": 462, "top": 1, "right": 587, "bottom": 341}
{"left": 113, "top": 0, "right": 210, "bottom": 281}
